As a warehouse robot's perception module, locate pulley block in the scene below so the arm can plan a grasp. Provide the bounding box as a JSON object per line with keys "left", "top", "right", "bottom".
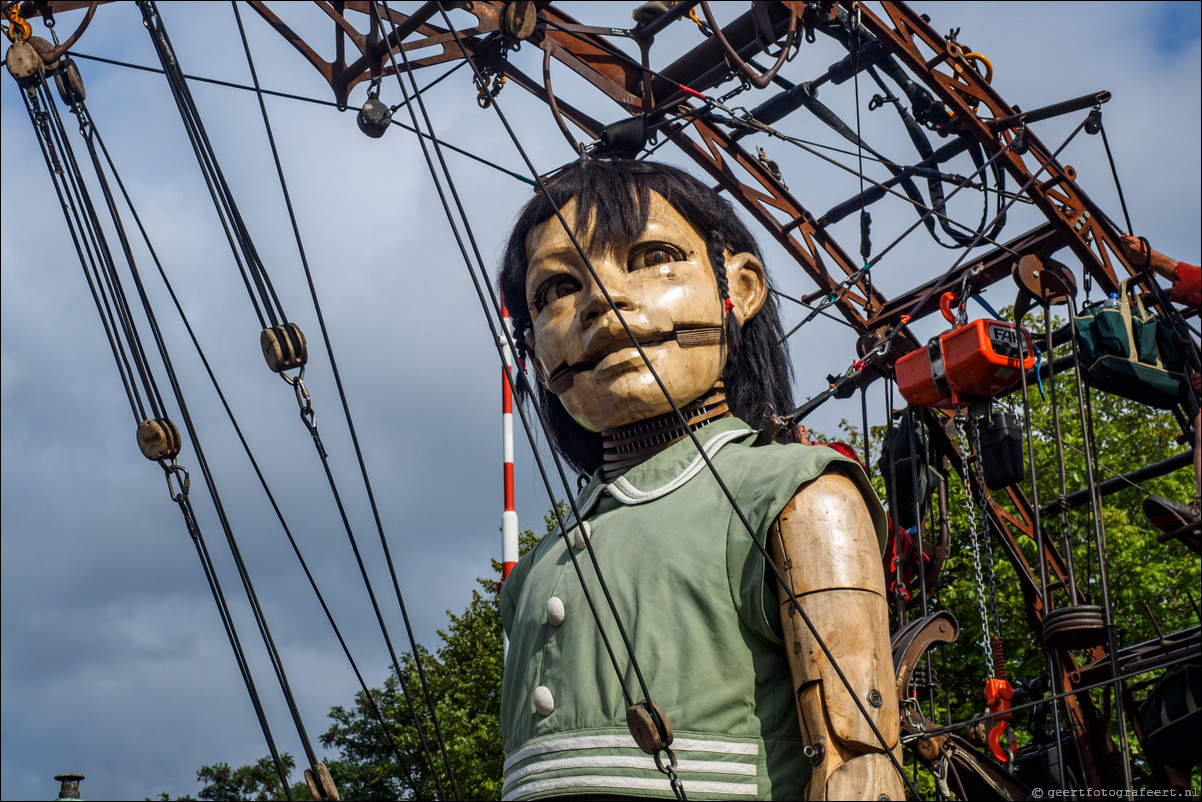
{"left": 5, "top": 36, "right": 58, "bottom": 88}
{"left": 1039, "top": 604, "right": 1106, "bottom": 650}
{"left": 303, "top": 762, "right": 341, "bottom": 801}
{"left": 626, "top": 699, "right": 673, "bottom": 755}
{"left": 895, "top": 317, "right": 1034, "bottom": 407}
{"left": 261, "top": 322, "right": 308, "bottom": 373}
{"left": 136, "top": 417, "right": 182, "bottom": 462}
{"left": 54, "top": 56, "right": 85, "bottom": 105}
{"left": 357, "top": 96, "right": 392, "bottom": 138}
{"left": 499, "top": 1, "right": 538, "bottom": 44}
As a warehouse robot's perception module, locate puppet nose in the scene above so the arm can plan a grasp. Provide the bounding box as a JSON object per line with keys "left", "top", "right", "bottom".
{"left": 580, "top": 279, "right": 635, "bottom": 327}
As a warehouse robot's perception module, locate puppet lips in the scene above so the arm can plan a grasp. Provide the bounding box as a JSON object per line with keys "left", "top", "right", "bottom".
{"left": 579, "top": 330, "right": 673, "bottom": 370}
{"left": 546, "top": 325, "right": 724, "bottom": 395}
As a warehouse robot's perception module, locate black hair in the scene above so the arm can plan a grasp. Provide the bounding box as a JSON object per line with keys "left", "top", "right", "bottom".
{"left": 499, "top": 159, "right": 794, "bottom": 475}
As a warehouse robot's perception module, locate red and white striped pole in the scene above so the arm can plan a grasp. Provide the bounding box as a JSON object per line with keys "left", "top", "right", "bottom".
{"left": 501, "top": 308, "right": 519, "bottom": 659}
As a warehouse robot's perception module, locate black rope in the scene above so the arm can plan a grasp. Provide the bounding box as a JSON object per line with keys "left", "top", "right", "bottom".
{"left": 138, "top": 1, "right": 289, "bottom": 330}
{"left": 79, "top": 105, "right": 322, "bottom": 791}
{"left": 39, "top": 89, "right": 169, "bottom": 421}
{"left": 381, "top": 7, "right": 641, "bottom": 717}
{"left": 1096, "top": 119, "right": 1133, "bottom": 234}
{"left": 909, "top": 649, "right": 1199, "bottom": 742}
{"left": 84, "top": 95, "right": 423, "bottom": 796}
{"left": 767, "top": 287, "right": 857, "bottom": 329}
{"left": 900, "top": 117, "right": 1092, "bottom": 326}
{"left": 67, "top": 50, "right": 533, "bottom": 187}
{"left": 22, "top": 88, "right": 147, "bottom": 423}
{"left": 378, "top": 1, "right": 656, "bottom": 784}
{"left": 377, "top": 0, "right": 668, "bottom": 740}
{"left": 25, "top": 77, "right": 297, "bottom": 799}
{"left": 229, "top": 3, "right": 458, "bottom": 797}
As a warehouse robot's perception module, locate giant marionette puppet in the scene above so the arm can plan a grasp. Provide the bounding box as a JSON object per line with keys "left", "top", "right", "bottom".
{"left": 498, "top": 159, "right": 902, "bottom": 801}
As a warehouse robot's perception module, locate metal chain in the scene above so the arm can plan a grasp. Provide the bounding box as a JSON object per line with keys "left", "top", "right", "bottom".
{"left": 653, "top": 746, "right": 687, "bottom": 801}
{"left": 955, "top": 415, "right": 994, "bottom": 678}
{"left": 969, "top": 416, "right": 1002, "bottom": 636}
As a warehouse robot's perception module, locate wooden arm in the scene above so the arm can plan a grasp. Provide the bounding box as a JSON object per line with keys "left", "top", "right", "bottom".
{"left": 769, "top": 471, "right": 903, "bottom": 801}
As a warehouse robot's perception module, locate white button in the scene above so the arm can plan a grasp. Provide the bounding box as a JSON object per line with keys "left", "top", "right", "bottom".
{"left": 546, "top": 596, "right": 565, "bottom": 627}
{"left": 534, "top": 685, "right": 555, "bottom": 716}
{"left": 572, "top": 520, "right": 591, "bottom": 550}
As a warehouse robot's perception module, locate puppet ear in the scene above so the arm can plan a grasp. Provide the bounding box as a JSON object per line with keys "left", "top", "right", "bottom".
{"left": 724, "top": 251, "right": 767, "bottom": 325}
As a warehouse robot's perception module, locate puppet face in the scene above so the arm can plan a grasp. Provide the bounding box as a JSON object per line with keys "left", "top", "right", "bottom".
{"left": 524, "top": 192, "right": 765, "bottom": 431}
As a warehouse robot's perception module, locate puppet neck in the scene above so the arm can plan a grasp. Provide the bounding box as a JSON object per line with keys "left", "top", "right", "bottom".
{"left": 600, "top": 383, "right": 730, "bottom": 483}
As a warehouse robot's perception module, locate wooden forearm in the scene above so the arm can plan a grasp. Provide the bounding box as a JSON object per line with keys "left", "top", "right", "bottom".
{"left": 769, "top": 472, "right": 903, "bottom": 801}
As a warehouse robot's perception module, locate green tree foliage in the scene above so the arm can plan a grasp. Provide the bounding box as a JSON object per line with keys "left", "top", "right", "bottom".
{"left": 194, "top": 755, "right": 296, "bottom": 801}
{"left": 835, "top": 309, "right": 1197, "bottom": 795}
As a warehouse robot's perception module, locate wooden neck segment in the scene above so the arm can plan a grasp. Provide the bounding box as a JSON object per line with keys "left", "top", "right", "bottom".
{"left": 600, "top": 383, "right": 730, "bottom": 483}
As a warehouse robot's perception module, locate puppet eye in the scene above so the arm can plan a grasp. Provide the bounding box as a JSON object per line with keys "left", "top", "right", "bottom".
{"left": 629, "top": 243, "right": 686, "bottom": 271}
{"left": 531, "top": 275, "right": 582, "bottom": 311}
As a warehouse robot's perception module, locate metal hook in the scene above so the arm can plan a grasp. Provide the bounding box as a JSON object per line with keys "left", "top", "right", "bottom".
{"left": 162, "top": 462, "right": 190, "bottom": 502}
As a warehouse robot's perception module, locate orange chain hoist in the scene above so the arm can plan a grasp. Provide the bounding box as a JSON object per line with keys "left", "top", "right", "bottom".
{"left": 895, "top": 290, "right": 1034, "bottom": 408}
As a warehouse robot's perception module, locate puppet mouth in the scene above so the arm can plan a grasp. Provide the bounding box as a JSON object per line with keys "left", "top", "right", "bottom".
{"left": 545, "top": 324, "right": 724, "bottom": 396}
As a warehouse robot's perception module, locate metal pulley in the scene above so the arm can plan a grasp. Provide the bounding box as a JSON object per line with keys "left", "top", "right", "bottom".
{"left": 137, "top": 417, "right": 182, "bottom": 462}
{"left": 261, "top": 322, "right": 308, "bottom": 373}
{"left": 54, "top": 56, "right": 85, "bottom": 105}
{"left": 357, "top": 95, "right": 392, "bottom": 138}
{"left": 6, "top": 36, "right": 58, "bottom": 88}
{"left": 1039, "top": 604, "right": 1106, "bottom": 650}
{"left": 499, "top": 1, "right": 538, "bottom": 44}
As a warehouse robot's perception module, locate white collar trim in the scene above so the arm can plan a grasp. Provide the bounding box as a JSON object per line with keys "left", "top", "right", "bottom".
{"left": 576, "top": 426, "right": 752, "bottom": 516}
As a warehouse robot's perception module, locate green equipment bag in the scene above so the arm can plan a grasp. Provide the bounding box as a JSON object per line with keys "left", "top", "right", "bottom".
{"left": 1075, "top": 278, "right": 1188, "bottom": 409}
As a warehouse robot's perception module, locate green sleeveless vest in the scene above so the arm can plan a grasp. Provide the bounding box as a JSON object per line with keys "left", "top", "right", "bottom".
{"left": 500, "top": 417, "right": 886, "bottom": 800}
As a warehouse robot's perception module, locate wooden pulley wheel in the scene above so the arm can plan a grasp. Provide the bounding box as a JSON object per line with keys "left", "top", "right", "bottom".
{"left": 5, "top": 39, "right": 40, "bottom": 87}
{"left": 260, "top": 322, "right": 308, "bottom": 373}
{"left": 1040, "top": 604, "right": 1106, "bottom": 650}
{"left": 137, "top": 418, "right": 182, "bottom": 462}
{"left": 29, "top": 37, "right": 60, "bottom": 75}
{"left": 626, "top": 698, "right": 672, "bottom": 755}
{"left": 55, "top": 56, "right": 85, "bottom": 105}
{"left": 6, "top": 36, "right": 60, "bottom": 88}
{"left": 303, "top": 763, "right": 341, "bottom": 801}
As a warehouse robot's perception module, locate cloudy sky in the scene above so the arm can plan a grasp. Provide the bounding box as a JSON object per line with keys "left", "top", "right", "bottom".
{"left": 2, "top": 2, "right": 1199, "bottom": 800}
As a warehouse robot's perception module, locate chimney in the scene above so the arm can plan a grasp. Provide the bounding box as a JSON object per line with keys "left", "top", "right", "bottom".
{"left": 54, "top": 774, "right": 84, "bottom": 801}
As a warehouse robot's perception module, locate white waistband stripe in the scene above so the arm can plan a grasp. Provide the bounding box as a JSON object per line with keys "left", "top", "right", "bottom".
{"left": 502, "top": 774, "right": 758, "bottom": 801}
{"left": 504, "top": 734, "right": 758, "bottom": 772}
{"left": 503, "top": 755, "right": 757, "bottom": 792}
